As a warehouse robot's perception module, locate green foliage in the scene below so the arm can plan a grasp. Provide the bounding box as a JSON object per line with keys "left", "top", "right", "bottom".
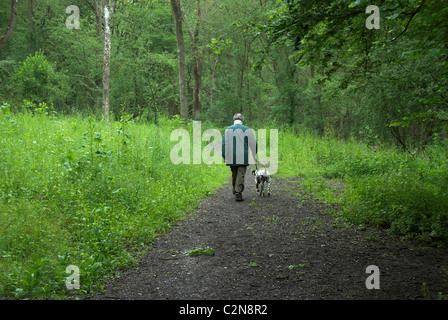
{"left": 0, "top": 110, "right": 227, "bottom": 299}
{"left": 279, "top": 128, "right": 448, "bottom": 245}
{"left": 1, "top": 0, "right": 446, "bottom": 148}
{"left": 341, "top": 143, "right": 448, "bottom": 244}
{"left": 260, "top": 0, "right": 448, "bottom": 148}
{"left": 1, "top": 102, "right": 11, "bottom": 115}
{"left": 111, "top": 0, "right": 177, "bottom": 118}
{"left": 13, "top": 51, "right": 70, "bottom": 109}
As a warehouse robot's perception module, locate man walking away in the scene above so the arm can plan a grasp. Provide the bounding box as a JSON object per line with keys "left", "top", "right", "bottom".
{"left": 222, "top": 113, "right": 257, "bottom": 201}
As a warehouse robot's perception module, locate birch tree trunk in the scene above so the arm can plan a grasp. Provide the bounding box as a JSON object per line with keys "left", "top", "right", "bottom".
{"left": 102, "top": 0, "right": 116, "bottom": 121}
{"left": 170, "top": 0, "right": 188, "bottom": 121}
{"left": 0, "top": 0, "right": 19, "bottom": 51}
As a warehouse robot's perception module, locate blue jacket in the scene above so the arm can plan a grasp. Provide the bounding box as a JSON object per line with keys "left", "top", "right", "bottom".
{"left": 222, "top": 123, "right": 257, "bottom": 167}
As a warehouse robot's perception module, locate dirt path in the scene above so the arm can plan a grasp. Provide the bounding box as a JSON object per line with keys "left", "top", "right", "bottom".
{"left": 88, "top": 172, "right": 448, "bottom": 301}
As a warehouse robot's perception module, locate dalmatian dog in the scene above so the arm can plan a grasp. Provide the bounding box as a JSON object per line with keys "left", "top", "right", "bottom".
{"left": 252, "top": 167, "right": 271, "bottom": 197}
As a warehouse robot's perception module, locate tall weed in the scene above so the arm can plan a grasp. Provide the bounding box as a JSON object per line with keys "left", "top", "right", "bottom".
{"left": 0, "top": 110, "right": 228, "bottom": 298}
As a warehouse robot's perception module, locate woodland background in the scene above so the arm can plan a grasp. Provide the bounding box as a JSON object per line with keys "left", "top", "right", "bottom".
{"left": 1, "top": 0, "right": 446, "bottom": 149}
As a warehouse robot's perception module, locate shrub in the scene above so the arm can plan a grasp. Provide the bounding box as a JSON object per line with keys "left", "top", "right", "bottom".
{"left": 13, "top": 51, "right": 70, "bottom": 111}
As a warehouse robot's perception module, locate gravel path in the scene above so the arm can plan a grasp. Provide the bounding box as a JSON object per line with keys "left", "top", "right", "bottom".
{"left": 87, "top": 173, "right": 448, "bottom": 301}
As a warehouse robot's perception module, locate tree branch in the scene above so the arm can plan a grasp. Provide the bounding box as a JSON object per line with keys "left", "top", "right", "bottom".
{"left": 0, "top": 0, "right": 19, "bottom": 50}
{"left": 391, "top": 0, "right": 427, "bottom": 42}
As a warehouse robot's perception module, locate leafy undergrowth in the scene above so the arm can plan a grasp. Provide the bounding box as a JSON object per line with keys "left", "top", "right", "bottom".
{"left": 278, "top": 128, "right": 448, "bottom": 246}
{"left": 0, "top": 110, "right": 228, "bottom": 299}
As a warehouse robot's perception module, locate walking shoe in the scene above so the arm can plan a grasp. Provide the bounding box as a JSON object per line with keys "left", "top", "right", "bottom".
{"left": 235, "top": 193, "right": 243, "bottom": 201}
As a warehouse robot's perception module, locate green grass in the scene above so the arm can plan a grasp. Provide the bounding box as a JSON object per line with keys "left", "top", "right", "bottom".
{"left": 279, "top": 127, "right": 448, "bottom": 245}
{"left": 1, "top": 109, "right": 447, "bottom": 298}
{"left": 184, "top": 246, "right": 215, "bottom": 256}
{"left": 0, "top": 110, "right": 228, "bottom": 299}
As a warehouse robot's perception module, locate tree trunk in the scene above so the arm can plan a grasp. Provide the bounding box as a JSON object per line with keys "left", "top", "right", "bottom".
{"left": 28, "top": 0, "right": 36, "bottom": 52}
{"left": 191, "top": 48, "right": 203, "bottom": 119}
{"left": 0, "top": 0, "right": 19, "bottom": 50}
{"left": 170, "top": 0, "right": 188, "bottom": 121}
{"left": 192, "top": 49, "right": 203, "bottom": 119}
{"left": 93, "top": 0, "right": 103, "bottom": 112}
{"left": 338, "top": 112, "right": 344, "bottom": 138}
{"left": 29, "top": 0, "right": 34, "bottom": 31}
{"left": 209, "top": 55, "right": 218, "bottom": 108}
{"left": 102, "top": 0, "right": 116, "bottom": 121}
{"left": 93, "top": 0, "right": 102, "bottom": 39}
{"left": 190, "top": 0, "right": 203, "bottom": 120}
{"left": 310, "top": 64, "right": 324, "bottom": 133}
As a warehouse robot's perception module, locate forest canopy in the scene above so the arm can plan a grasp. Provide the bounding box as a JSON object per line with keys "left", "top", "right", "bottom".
{"left": 0, "top": 0, "right": 447, "bottom": 149}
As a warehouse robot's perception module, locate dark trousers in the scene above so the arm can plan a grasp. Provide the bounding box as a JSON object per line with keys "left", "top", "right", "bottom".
{"left": 230, "top": 166, "right": 247, "bottom": 194}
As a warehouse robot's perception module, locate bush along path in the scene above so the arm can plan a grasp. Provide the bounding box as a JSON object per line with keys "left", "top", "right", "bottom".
{"left": 88, "top": 173, "right": 448, "bottom": 300}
